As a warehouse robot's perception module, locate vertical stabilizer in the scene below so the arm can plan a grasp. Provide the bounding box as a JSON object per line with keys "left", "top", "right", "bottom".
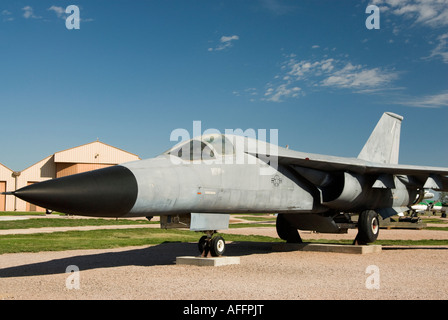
{"left": 357, "top": 112, "right": 403, "bottom": 164}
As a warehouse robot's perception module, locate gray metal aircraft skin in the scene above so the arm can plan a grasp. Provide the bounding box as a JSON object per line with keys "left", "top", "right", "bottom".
{"left": 121, "top": 112, "right": 448, "bottom": 218}
{"left": 122, "top": 142, "right": 319, "bottom": 217}
{"left": 7, "top": 112, "right": 448, "bottom": 250}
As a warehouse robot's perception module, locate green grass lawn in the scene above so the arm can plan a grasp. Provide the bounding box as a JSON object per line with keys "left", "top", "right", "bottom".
{"left": 1, "top": 212, "right": 448, "bottom": 254}
{"left": 0, "top": 217, "right": 271, "bottom": 231}
{"left": 1, "top": 228, "right": 447, "bottom": 255}
{"left": 0, "top": 228, "right": 282, "bottom": 254}
{"left": 0, "top": 217, "right": 156, "bottom": 230}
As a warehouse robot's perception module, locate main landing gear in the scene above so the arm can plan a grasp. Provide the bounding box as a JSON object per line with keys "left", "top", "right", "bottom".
{"left": 276, "top": 211, "right": 380, "bottom": 246}
{"left": 276, "top": 214, "right": 303, "bottom": 243}
{"left": 198, "top": 231, "right": 226, "bottom": 257}
{"left": 353, "top": 210, "right": 380, "bottom": 245}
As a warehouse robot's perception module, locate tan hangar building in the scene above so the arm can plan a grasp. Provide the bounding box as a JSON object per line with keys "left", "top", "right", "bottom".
{"left": 0, "top": 163, "right": 16, "bottom": 212}
{"left": 3, "top": 140, "right": 140, "bottom": 212}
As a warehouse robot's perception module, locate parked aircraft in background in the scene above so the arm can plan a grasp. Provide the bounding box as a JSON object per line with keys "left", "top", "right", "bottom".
{"left": 411, "top": 200, "right": 447, "bottom": 216}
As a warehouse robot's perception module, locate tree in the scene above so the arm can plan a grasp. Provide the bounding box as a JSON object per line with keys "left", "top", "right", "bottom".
{"left": 439, "top": 192, "right": 448, "bottom": 205}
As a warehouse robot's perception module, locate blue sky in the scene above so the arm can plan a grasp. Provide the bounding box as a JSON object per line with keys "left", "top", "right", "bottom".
{"left": 0, "top": 0, "right": 447, "bottom": 171}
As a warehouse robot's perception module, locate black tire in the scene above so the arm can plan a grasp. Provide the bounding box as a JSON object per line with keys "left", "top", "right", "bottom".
{"left": 357, "top": 210, "right": 380, "bottom": 244}
{"left": 210, "top": 236, "right": 225, "bottom": 257}
{"left": 198, "top": 235, "right": 208, "bottom": 254}
{"left": 276, "top": 214, "right": 302, "bottom": 243}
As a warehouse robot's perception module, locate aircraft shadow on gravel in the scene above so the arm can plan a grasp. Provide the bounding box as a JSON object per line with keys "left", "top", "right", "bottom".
{"left": 0, "top": 241, "right": 274, "bottom": 278}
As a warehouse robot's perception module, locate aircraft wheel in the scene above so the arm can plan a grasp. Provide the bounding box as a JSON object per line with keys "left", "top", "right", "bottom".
{"left": 210, "top": 236, "right": 226, "bottom": 257}
{"left": 276, "top": 214, "right": 302, "bottom": 243}
{"left": 357, "top": 210, "right": 379, "bottom": 244}
{"left": 198, "top": 235, "right": 208, "bottom": 254}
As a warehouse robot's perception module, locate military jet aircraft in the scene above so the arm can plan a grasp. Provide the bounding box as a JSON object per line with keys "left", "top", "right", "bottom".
{"left": 411, "top": 199, "right": 447, "bottom": 215}
{"left": 4, "top": 112, "right": 448, "bottom": 256}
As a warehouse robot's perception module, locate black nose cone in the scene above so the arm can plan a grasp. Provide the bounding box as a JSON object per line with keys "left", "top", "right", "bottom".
{"left": 14, "top": 165, "right": 138, "bottom": 217}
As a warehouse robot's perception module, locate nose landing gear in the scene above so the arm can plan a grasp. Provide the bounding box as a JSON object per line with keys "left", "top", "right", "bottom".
{"left": 198, "top": 231, "right": 226, "bottom": 257}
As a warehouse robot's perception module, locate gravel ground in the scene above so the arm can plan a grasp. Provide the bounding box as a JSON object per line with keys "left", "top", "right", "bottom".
{"left": 1, "top": 220, "right": 448, "bottom": 300}
{"left": 222, "top": 225, "right": 448, "bottom": 240}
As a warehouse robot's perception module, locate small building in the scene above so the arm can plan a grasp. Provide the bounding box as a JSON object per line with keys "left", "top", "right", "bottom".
{"left": 0, "top": 163, "right": 15, "bottom": 211}
{"left": 14, "top": 141, "right": 140, "bottom": 212}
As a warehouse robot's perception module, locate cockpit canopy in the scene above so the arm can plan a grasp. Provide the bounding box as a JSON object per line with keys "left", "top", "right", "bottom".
{"left": 164, "top": 133, "right": 278, "bottom": 163}
{"left": 164, "top": 134, "right": 235, "bottom": 161}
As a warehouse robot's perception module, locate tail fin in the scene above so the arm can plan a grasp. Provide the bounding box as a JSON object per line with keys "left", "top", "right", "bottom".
{"left": 357, "top": 112, "right": 403, "bottom": 164}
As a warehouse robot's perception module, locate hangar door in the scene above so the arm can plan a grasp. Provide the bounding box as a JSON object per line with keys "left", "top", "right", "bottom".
{"left": 26, "top": 182, "right": 45, "bottom": 212}
{"left": 0, "top": 182, "right": 5, "bottom": 211}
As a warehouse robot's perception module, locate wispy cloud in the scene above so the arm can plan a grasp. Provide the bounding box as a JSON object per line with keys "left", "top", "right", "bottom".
{"left": 372, "top": 0, "right": 448, "bottom": 63}
{"left": 427, "top": 32, "right": 448, "bottom": 63}
{"left": 22, "top": 6, "right": 41, "bottom": 19}
{"left": 208, "top": 35, "right": 239, "bottom": 52}
{"left": 1, "top": 9, "right": 14, "bottom": 21}
{"left": 232, "top": 88, "right": 259, "bottom": 102}
{"left": 395, "top": 90, "right": 448, "bottom": 108}
{"left": 11, "top": 5, "right": 93, "bottom": 23}
{"left": 263, "top": 84, "right": 302, "bottom": 102}
{"left": 321, "top": 63, "right": 398, "bottom": 91}
{"left": 372, "top": 0, "right": 448, "bottom": 28}
{"left": 48, "top": 6, "right": 66, "bottom": 19}
{"left": 261, "top": 0, "right": 297, "bottom": 15}
{"left": 256, "top": 54, "right": 399, "bottom": 102}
